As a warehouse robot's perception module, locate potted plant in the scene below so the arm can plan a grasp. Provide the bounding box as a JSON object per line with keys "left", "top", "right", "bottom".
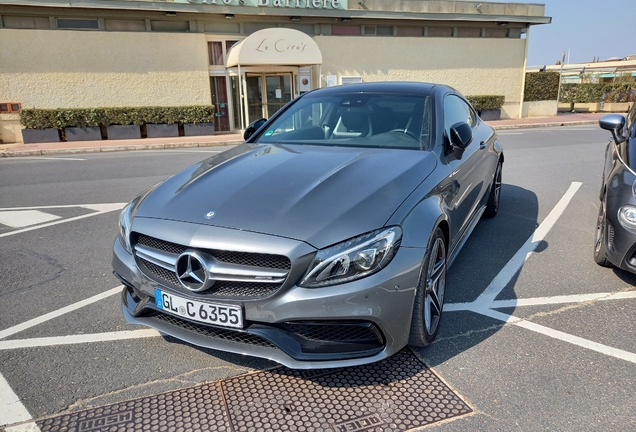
{"left": 19, "top": 109, "right": 61, "bottom": 144}
{"left": 181, "top": 105, "right": 216, "bottom": 137}
{"left": 467, "top": 95, "right": 505, "bottom": 121}
{"left": 105, "top": 108, "right": 142, "bottom": 140}
{"left": 62, "top": 108, "right": 104, "bottom": 141}
{"left": 144, "top": 107, "right": 179, "bottom": 138}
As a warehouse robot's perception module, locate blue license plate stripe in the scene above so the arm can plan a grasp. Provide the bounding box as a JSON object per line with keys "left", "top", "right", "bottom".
{"left": 154, "top": 288, "right": 164, "bottom": 310}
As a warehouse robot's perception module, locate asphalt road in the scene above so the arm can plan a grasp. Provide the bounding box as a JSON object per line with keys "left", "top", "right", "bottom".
{"left": 1, "top": 129, "right": 635, "bottom": 431}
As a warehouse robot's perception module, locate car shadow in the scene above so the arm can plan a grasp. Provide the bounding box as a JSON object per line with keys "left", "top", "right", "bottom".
{"left": 414, "top": 183, "right": 540, "bottom": 367}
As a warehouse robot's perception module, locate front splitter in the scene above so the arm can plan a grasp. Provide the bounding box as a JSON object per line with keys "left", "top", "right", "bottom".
{"left": 36, "top": 350, "right": 471, "bottom": 432}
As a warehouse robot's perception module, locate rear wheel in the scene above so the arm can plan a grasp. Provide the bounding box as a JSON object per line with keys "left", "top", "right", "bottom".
{"left": 483, "top": 160, "right": 502, "bottom": 218}
{"left": 594, "top": 193, "right": 613, "bottom": 267}
{"left": 409, "top": 227, "right": 447, "bottom": 347}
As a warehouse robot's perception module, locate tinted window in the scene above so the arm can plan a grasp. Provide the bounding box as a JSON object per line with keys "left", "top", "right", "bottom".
{"left": 628, "top": 103, "right": 636, "bottom": 138}
{"left": 444, "top": 95, "right": 475, "bottom": 139}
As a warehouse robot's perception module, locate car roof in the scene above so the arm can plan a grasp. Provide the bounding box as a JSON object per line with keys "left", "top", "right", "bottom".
{"left": 307, "top": 81, "right": 447, "bottom": 97}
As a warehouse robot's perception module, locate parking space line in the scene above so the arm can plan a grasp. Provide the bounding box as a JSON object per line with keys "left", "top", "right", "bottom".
{"left": 475, "top": 181, "right": 582, "bottom": 305}
{"left": 0, "top": 286, "right": 122, "bottom": 340}
{"left": 0, "top": 372, "right": 39, "bottom": 429}
{"left": 26, "top": 157, "right": 85, "bottom": 161}
{"left": 0, "top": 329, "right": 161, "bottom": 350}
{"left": 0, "top": 203, "right": 126, "bottom": 238}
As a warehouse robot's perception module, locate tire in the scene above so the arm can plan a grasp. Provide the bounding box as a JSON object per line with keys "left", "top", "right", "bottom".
{"left": 483, "top": 160, "right": 502, "bottom": 218}
{"left": 409, "top": 227, "right": 447, "bottom": 348}
{"left": 594, "top": 193, "right": 613, "bottom": 267}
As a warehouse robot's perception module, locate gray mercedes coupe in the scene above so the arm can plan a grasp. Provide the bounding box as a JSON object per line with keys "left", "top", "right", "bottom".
{"left": 113, "top": 82, "right": 504, "bottom": 369}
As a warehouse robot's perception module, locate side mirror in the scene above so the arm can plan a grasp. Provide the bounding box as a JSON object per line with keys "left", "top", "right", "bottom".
{"left": 449, "top": 121, "right": 473, "bottom": 150}
{"left": 599, "top": 114, "right": 626, "bottom": 144}
{"left": 244, "top": 118, "right": 267, "bottom": 141}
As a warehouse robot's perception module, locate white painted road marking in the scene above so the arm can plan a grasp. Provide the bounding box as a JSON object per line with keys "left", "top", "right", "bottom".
{"left": 0, "top": 203, "right": 126, "bottom": 238}
{"left": 0, "top": 210, "right": 61, "bottom": 228}
{"left": 0, "top": 329, "right": 161, "bottom": 350}
{"left": 475, "top": 182, "right": 582, "bottom": 306}
{"left": 0, "top": 373, "right": 39, "bottom": 429}
{"left": 26, "top": 157, "right": 86, "bottom": 161}
{"left": 0, "top": 286, "right": 122, "bottom": 340}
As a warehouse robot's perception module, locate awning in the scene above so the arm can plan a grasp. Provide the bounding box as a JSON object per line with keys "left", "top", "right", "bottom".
{"left": 226, "top": 28, "right": 322, "bottom": 67}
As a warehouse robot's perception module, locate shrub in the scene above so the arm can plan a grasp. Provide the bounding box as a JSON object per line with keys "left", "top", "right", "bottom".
{"left": 20, "top": 105, "right": 215, "bottom": 128}
{"left": 466, "top": 95, "right": 505, "bottom": 111}
{"left": 559, "top": 83, "right": 611, "bottom": 103}
{"left": 524, "top": 72, "right": 560, "bottom": 101}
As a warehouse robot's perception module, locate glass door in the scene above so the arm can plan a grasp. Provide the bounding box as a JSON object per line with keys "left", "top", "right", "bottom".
{"left": 210, "top": 76, "right": 230, "bottom": 132}
{"left": 246, "top": 73, "right": 293, "bottom": 124}
{"left": 265, "top": 75, "right": 292, "bottom": 118}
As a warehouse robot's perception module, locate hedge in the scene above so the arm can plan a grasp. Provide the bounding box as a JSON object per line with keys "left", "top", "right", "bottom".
{"left": 559, "top": 83, "right": 611, "bottom": 104}
{"left": 524, "top": 72, "right": 559, "bottom": 101}
{"left": 20, "top": 105, "right": 216, "bottom": 129}
{"left": 466, "top": 95, "right": 505, "bottom": 111}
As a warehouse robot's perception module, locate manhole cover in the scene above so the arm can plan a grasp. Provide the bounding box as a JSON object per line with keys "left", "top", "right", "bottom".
{"left": 37, "top": 350, "right": 471, "bottom": 431}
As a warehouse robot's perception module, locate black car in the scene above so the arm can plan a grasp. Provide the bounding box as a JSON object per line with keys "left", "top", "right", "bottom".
{"left": 113, "top": 82, "right": 503, "bottom": 368}
{"left": 595, "top": 103, "right": 636, "bottom": 273}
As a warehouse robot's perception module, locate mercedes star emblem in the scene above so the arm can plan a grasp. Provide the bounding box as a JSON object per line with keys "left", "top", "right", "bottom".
{"left": 175, "top": 251, "right": 211, "bottom": 292}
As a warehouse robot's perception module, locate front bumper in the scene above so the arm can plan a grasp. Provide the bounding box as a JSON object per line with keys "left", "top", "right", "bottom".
{"left": 113, "top": 221, "right": 425, "bottom": 369}
{"left": 605, "top": 193, "right": 636, "bottom": 273}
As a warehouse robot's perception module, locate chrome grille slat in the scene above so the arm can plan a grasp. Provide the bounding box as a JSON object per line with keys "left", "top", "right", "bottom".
{"left": 134, "top": 234, "right": 291, "bottom": 299}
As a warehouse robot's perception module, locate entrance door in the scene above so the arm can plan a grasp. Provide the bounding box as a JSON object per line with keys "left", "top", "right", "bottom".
{"left": 210, "top": 76, "right": 230, "bottom": 132}
{"left": 246, "top": 74, "right": 293, "bottom": 124}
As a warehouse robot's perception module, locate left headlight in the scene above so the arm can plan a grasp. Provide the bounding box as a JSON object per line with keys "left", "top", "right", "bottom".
{"left": 118, "top": 199, "right": 136, "bottom": 254}
{"left": 118, "top": 182, "right": 163, "bottom": 254}
{"left": 618, "top": 205, "right": 636, "bottom": 230}
{"left": 299, "top": 226, "right": 402, "bottom": 288}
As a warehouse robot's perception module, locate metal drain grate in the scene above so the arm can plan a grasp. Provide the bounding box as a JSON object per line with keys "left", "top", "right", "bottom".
{"left": 36, "top": 350, "right": 471, "bottom": 432}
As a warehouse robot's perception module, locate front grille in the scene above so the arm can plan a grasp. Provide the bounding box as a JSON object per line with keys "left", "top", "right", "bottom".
{"left": 282, "top": 322, "right": 384, "bottom": 345}
{"left": 153, "top": 312, "right": 277, "bottom": 348}
{"left": 134, "top": 234, "right": 291, "bottom": 300}
{"left": 136, "top": 234, "right": 291, "bottom": 270}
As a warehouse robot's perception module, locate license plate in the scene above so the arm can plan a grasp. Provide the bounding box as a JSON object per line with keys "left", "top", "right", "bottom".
{"left": 154, "top": 288, "right": 243, "bottom": 329}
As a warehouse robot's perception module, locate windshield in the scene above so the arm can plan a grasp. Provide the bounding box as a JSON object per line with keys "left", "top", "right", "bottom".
{"left": 254, "top": 92, "right": 432, "bottom": 150}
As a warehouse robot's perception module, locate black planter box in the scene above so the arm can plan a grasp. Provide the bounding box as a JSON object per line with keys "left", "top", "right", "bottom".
{"left": 146, "top": 123, "right": 179, "bottom": 138}
{"left": 21, "top": 128, "right": 61, "bottom": 144}
{"left": 183, "top": 122, "right": 215, "bottom": 137}
{"left": 107, "top": 125, "right": 141, "bottom": 140}
{"left": 65, "top": 126, "right": 102, "bottom": 142}
{"left": 479, "top": 109, "right": 501, "bottom": 121}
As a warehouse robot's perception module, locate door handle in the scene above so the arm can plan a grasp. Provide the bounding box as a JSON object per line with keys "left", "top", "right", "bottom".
{"left": 479, "top": 141, "right": 486, "bottom": 149}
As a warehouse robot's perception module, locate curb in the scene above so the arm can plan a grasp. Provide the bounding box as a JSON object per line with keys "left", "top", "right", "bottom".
{"left": 0, "top": 140, "right": 244, "bottom": 158}
{"left": 491, "top": 120, "right": 599, "bottom": 130}
{"left": 0, "top": 121, "right": 601, "bottom": 157}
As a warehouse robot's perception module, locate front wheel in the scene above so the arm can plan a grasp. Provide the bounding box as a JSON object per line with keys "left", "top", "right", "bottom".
{"left": 483, "top": 160, "right": 502, "bottom": 218}
{"left": 594, "top": 193, "right": 613, "bottom": 267}
{"left": 409, "top": 227, "right": 447, "bottom": 347}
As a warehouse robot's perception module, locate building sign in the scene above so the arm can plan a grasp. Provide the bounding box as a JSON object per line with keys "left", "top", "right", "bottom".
{"left": 175, "top": 0, "right": 347, "bottom": 9}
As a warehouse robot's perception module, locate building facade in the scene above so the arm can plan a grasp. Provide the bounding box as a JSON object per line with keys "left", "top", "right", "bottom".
{"left": 0, "top": 0, "right": 550, "bottom": 143}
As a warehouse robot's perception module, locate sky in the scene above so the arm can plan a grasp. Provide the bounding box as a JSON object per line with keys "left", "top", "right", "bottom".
{"left": 524, "top": 0, "right": 634, "bottom": 67}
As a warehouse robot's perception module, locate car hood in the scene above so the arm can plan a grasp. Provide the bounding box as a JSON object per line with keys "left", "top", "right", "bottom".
{"left": 135, "top": 144, "right": 436, "bottom": 249}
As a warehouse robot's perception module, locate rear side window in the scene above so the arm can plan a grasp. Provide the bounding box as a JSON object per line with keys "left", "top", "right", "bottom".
{"left": 628, "top": 103, "right": 636, "bottom": 138}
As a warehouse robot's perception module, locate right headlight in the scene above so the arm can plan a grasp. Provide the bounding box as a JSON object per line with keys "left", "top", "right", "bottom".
{"left": 618, "top": 205, "right": 636, "bottom": 230}
{"left": 118, "top": 182, "right": 164, "bottom": 254}
{"left": 299, "top": 226, "right": 402, "bottom": 288}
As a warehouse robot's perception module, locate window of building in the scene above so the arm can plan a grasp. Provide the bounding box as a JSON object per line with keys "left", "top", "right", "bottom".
{"left": 376, "top": 26, "right": 393, "bottom": 36}
{"left": 204, "top": 21, "right": 240, "bottom": 34}
{"left": 457, "top": 28, "right": 482, "bottom": 38}
{"left": 485, "top": 28, "right": 508, "bottom": 38}
{"left": 0, "top": 103, "right": 21, "bottom": 113}
{"left": 427, "top": 27, "right": 453, "bottom": 37}
{"left": 283, "top": 24, "right": 315, "bottom": 35}
{"left": 209, "top": 41, "right": 223, "bottom": 66}
{"left": 56, "top": 18, "right": 99, "bottom": 30}
{"left": 397, "top": 27, "right": 423, "bottom": 37}
{"left": 2, "top": 16, "right": 50, "bottom": 29}
{"left": 150, "top": 20, "right": 189, "bottom": 33}
{"left": 331, "top": 25, "right": 361, "bottom": 36}
{"left": 104, "top": 19, "right": 146, "bottom": 32}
